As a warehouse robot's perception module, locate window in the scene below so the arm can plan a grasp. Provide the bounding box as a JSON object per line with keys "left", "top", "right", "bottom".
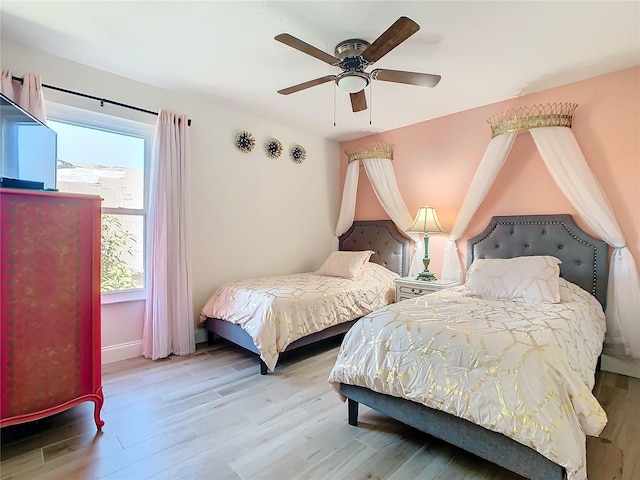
{"left": 48, "top": 104, "right": 154, "bottom": 298}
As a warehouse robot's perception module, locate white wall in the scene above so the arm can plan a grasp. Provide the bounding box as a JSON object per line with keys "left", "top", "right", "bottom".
{"left": 2, "top": 40, "right": 341, "bottom": 362}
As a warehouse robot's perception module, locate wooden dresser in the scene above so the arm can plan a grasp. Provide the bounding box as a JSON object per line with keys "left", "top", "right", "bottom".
{"left": 0, "top": 188, "right": 104, "bottom": 430}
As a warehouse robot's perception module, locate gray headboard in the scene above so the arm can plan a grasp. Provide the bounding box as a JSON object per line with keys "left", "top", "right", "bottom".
{"left": 339, "top": 220, "right": 411, "bottom": 277}
{"left": 467, "top": 215, "right": 609, "bottom": 308}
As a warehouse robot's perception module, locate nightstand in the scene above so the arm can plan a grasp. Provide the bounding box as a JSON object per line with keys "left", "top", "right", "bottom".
{"left": 394, "top": 277, "right": 462, "bottom": 301}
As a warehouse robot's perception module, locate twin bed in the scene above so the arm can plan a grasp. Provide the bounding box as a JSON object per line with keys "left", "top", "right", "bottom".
{"left": 329, "top": 214, "right": 608, "bottom": 480}
{"left": 200, "top": 214, "right": 608, "bottom": 480}
{"left": 199, "top": 220, "right": 411, "bottom": 374}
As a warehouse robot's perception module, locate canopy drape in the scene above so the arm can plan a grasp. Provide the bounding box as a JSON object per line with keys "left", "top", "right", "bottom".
{"left": 335, "top": 160, "right": 360, "bottom": 237}
{"left": 335, "top": 148, "right": 423, "bottom": 276}
{"left": 441, "top": 105, "right": 639, "bottom": 359}
{"left": 531, "top": 127, "right": 640, "bottom": 357}
{"left": 441, "top": 131, "right": 517, "bottom": 281}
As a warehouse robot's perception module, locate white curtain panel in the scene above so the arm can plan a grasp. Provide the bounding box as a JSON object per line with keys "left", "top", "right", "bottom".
{"left": 531, "top": 127, "right": 640, "bottom": 359}
{"left": 0, "top": 70, "right": 47, "bottom": 123}
{"left": 335, "top": 160, "right": 360, "bottom": 236}
{"left": 363, "top": 158, "right": 423, "bottom": 276}
{"left": 143, "top": 110, "right": 195, "bottom": 360}
{"left": 441, "top": 131, "right": 517, "bottom": 281}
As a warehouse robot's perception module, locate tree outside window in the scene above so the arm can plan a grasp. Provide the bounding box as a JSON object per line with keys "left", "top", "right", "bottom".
{"left": 101, "top": 214, "right": 137, "bottom": 291}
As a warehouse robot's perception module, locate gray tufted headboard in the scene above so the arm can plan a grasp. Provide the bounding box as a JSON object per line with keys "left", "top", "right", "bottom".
{"left": 467, "top": 215, "right": 609, "bottom": 308}
{"left": 339, "top": 220, "right": 411, "bottom": 277}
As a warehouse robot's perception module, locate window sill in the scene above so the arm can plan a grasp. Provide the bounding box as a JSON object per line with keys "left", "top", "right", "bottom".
{"left": 101, "top": 289, "right": 146, "bottom": 305}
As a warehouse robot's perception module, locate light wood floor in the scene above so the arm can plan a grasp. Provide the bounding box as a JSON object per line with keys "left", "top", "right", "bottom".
{"left": 1, "top": 339, "right": 637, "bottom": 480}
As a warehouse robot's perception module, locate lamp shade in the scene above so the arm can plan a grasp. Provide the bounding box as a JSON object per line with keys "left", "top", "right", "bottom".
{"left": 406, "top": 206, "right": 446, "bottom": 233}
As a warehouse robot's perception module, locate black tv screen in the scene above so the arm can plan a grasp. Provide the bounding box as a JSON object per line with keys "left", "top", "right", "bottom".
{"left": 0, "top": 92, "right": 57, "bottom": 190}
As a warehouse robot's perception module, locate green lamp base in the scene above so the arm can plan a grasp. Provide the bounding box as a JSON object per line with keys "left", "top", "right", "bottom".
{"left": 416, "top": 270, "right": 437, "bottom": 281}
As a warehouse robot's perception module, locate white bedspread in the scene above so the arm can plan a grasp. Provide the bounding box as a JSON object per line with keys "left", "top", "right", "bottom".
{"left": 328, "top": 279, "right": 607, "bottom": 480}
{"left": 200, "top": 262, "right": 398, "bottom": 371}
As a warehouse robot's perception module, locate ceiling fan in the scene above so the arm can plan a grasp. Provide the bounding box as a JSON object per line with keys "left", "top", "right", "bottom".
{"left": 275, "top": 17, "right": 441, "bottom": 113}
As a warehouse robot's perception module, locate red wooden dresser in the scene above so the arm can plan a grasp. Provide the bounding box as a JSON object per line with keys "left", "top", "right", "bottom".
{"left": 0, "top": 188, "right": 104, "bottom": 430}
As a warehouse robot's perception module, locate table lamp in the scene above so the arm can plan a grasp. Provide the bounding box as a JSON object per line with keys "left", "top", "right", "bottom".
{"left": 407, "top": 206, "right": 447, "bottom": 281}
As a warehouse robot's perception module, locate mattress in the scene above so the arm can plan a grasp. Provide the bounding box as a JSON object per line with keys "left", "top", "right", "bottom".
{"left": 328, "top": 279, "right": 607, "bottom": 480}
{"left": 200, "top": 262, "right": 398, "bottom": 371}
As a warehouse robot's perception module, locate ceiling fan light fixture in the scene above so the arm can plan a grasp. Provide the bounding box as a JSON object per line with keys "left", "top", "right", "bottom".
{"left": 337, "top": 73, "right": 369, "bottom": 93}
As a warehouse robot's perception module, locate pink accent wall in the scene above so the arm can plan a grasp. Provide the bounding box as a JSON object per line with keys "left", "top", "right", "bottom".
{"left": 340, "top": 66, "right": 640, "bottom": 277}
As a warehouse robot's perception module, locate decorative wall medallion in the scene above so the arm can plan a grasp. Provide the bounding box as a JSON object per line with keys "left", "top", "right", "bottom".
{"left": 290, "top": 144, "right": 306, "bottom": 164}
{"left": 235, "top": 131, "right": 255, "bottom": 153}
{"left": 265, "top": 138, "right": 283, "bottom": 159}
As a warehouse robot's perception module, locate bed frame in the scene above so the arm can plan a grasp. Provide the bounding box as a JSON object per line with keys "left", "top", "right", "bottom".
{"left": 205, "top": 220, "right": 411, "bottom": 374}
{"left": 340, "top": 214, "right": 609, "bottom": 480}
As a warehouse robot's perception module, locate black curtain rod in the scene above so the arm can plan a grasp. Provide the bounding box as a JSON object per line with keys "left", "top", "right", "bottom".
{"left": 12, "top": 75, "right": 191, "bottom": 126}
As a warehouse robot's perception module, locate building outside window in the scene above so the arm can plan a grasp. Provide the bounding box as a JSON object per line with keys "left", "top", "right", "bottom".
{"left": 48, "top": 105, "right": 153, "bottom": 299}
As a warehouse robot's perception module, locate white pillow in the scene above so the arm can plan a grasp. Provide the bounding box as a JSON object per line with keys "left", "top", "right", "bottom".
{"left": 464, "top": 255, "right": 562, "bottom": 304}
{"left": 316, "top": 250, "right": 374, "bottom": 280}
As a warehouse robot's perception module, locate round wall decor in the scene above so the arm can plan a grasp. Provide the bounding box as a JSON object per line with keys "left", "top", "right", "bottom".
{"left": 290, "top": 144, "right": 306, "bottom": 164}
{"left": 235, "top": 131, "right": 255, "bottom": 153}
{"left": 265, "top": 138, "right": 283, "bottom": 159}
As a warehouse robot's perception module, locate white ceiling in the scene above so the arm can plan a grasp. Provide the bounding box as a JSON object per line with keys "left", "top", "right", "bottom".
{"left": 1, "top": 1, "right": 639, "bottom": 142}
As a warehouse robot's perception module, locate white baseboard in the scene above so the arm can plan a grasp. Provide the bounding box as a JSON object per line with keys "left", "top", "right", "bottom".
{"left": 102, "top": 340, "right": 143, "bottom": 364}
{"left": 601, "top": 354, "right": 640, "bottom": 378}
{"left": 101, "top": 331, "right": 208, "bottom": 364}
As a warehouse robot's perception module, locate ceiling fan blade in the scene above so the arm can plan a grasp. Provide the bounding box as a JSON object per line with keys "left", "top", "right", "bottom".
{"left": 275, "top": 33, "right": 340, "bottom": 65}
{"left": 277, "top": 75, "right": 336, "bottom": 95}
{"left": 362, "top": 17, "right": 420, "bottom": 64}
{"left": 350, "top": 90, "right": 367, "bottom": 112}
{"left": 372, "top": 69, "right": 441, "bottom": 88}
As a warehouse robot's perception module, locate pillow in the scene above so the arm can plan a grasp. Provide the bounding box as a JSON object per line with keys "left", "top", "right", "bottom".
{"left": 463, "top": 255, "right": 562, "bottom": 304}
{"left": 316, "top": 250, "right": 374, "bottom": 280}
{"left": 558, "top": 277, "right": 573, "bottom": 303}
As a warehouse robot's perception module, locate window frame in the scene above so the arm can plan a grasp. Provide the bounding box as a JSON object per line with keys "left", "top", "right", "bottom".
{"left": 46, "top": 102, "right": 154, "bottom": 304}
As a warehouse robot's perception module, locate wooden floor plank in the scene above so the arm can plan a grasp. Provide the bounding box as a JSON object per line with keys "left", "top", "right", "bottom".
{"left": 148, "top": 447, "right": 242, "bottom": 480}
{"left": 586, "top": 439, "right": 624, "bottom": 480}
{"left": 596, "top": 383, "right": 628, "bottom": 449}
{"left": 0, "top": 450, "right": 43, "bottom": 479}
{"left": 228, "top": 405, "right": 342, "bottom": 478}
{"left": 436, "top": 450, "right": 492, "bottom": 480}
{"left": 628, "top": 376, "right": 640, "bottom": 428}
{"left": 623, "top": 424, "right": 639, "bottom": 480}
{"left": 342, "top": 427, "right": 426, "bottom": 480}
{"left": 292, "top": 439, "right": 377, "bottom": 480}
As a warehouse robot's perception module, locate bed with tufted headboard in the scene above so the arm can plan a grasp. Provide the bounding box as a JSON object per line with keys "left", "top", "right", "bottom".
{"left": 201, "top": 220, "right": 411, "bottom": 375}
{"left": 332, "top": 214, "right": 609, "bottom": 480}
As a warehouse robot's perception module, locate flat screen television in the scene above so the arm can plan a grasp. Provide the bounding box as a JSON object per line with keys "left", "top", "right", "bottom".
{"left": 0, "top": 92, "right": 57, "bottom": 190}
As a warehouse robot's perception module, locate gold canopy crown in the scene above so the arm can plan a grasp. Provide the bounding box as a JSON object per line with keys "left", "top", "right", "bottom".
{"left": 487, "top": 103, "right": 578, "bottom": 138}
{"left": 345, "top": 143, "right": 394, "bottom": 163}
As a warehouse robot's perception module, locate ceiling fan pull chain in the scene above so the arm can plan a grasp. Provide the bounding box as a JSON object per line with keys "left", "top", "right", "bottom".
{"left": 333, "top": 82, "right": 337, "bottom": 127}
{"left": 369, "top": 82, "right": 373, "bottom": 125}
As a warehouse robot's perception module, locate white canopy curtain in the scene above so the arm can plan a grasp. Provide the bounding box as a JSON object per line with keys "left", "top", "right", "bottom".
{"left": 441, "top": 103, "right": 640, "bottom": 359}
{"left": 441, "top": 131, "right": 517, "bottom": 281}
{"left": 143, "top": 109, "right": 195, "bottom": 360}
{"left": 335, "top": 144, "right": 424, "bottom": 276}
{"left": 1, "top": 70, "right": 47, "bottom": 123}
